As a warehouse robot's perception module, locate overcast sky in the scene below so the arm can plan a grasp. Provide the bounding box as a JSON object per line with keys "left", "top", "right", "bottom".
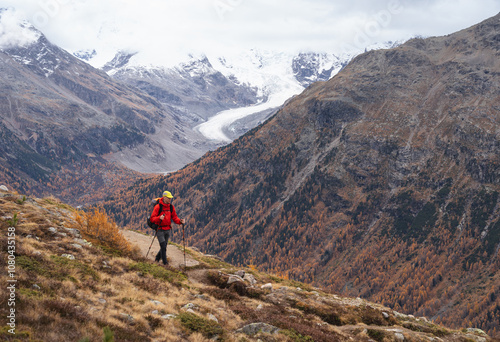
{"left": 1, "top": 0, "right": 499, "bottom": 66}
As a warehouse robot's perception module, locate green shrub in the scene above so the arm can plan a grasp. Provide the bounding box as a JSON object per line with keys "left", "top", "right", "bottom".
{"left": 17, "top": 255, "right": 99, "bottom": 283}
{"left": 7, "top": 213, "right": 18, "bottom": 227}
{"left": 367, "top": 329, "right": 385, "bottom": 342}
{"left": 178, "top": 312, "right": 224, "bottom": 339}
{"left": 103, "top": 326, "right": 115, "bottom": 342}
{"left": 280, "top": 329, "right": 315, "bottom": 342}
{"left": 17, "top": 255, "right": 50, "bottom": 277}
{"left": 129, "top": 262, "right": 187, "bottom": 286}
{"left": 18, "top": 287, "right": 43, "bottom": 299}
{"left": 51, "top": 256, "right": 100, "bottom": 281}
{"left": 0, "top": 325, "right": 32, "bottom": 339}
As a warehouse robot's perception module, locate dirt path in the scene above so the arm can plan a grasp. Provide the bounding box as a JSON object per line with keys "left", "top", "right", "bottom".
{"left": 121, "top": 229, "right": 200, "bottom": 269}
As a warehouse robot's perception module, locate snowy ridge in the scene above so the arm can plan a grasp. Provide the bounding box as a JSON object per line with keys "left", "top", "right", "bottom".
{"left": 97, "top": 42, "right": 402, "bottom": 105}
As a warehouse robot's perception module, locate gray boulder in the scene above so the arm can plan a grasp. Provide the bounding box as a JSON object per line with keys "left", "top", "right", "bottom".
{"left": 236, "top": 322, "right": 280, "bottom": 335}
{"left": 243, "top": 273, "right": 257, "bottom": 285}
{"left": 228, "top": 275, "right": 245, "bottom": 284}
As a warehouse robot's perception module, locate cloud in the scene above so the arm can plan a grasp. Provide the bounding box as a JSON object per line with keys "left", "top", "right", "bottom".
{"left": 0, "top": 0, "right": 499, "bottom": 66}
{"left": 0, "top": 8, "right": 40, "bottom": 49}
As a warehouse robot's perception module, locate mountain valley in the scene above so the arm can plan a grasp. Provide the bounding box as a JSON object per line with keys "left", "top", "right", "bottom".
{"left": 1, "top": 6, "right": 500, "bottom": 338}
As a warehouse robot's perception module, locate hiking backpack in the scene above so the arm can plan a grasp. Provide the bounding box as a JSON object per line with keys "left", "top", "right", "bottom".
{"left": 147, "top": 199, "right": 171, "bottom": 230}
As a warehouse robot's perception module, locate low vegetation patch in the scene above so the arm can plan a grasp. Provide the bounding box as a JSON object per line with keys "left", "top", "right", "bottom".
{"left": 358, "top": 305, "right": 397, "bottom": 326}
{"left": 145, "top": 314, "right": 163, "bottom": 330}
{"left": 367, "top": 329, "right": 386, "bottom": 342}
{"left": 204, "top": 287, "right": 240, "bottom": 302}
{"left": 291, "top": 300, "right": 343, "bottom": 326}
{"left": 51, "top": 255, "right": 100, "bottom": 281}
{"left": 43, "top": 196, "right": 74, "bottom": 211}
{"left": 129, "top": 261, "right": 187, "bottom": 286}
{"left": 291, "top": 300, "right": 395, "bottom": 327}
{"left": 402, "top": 322, "right": 451, "bottom": 337}
{"left": 178, "top": 311, "right": 224, "bottom": 339}
{"left": 280, "top": 329, "right": 315, "bottom": 342}
{"left": 130, "top": 276, "right": 166, "bottom": 295}
{"left": 267, "top": 274, "right": 316, "bottom": 292}
{"left": 0, "top": 327, "right": 34, "bottom": 341}
{"left": 230, "top": 302, "right": 340, "bottom": 342}
{"left": 44, "top": 298, "right": 90, "bottom": 321}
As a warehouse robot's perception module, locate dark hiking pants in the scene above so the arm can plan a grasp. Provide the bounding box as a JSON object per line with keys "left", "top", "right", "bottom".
{"left": 155, "top": 229, "right": 170, "bottom": 265}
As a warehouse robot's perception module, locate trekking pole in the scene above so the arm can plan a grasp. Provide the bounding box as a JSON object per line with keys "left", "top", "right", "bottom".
{"left": 182, "top": 223, "right": 186, "bottom": 269}
{"left": 146, "top": 229, "right": 158, "bottom": 259}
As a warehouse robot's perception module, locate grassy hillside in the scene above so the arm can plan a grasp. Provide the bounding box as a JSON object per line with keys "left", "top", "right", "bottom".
{"left": 0, "top": 186, "right": 495, "bottom": 341}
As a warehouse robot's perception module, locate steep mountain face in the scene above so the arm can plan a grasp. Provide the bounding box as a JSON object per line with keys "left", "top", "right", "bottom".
{"left": 291, "top": 52, "right": 346, "bottom": 87}
{"left": 0, "top": 11, "right": 205, "bottom": 204}
{"left": 105, "top": 14, "right": 500, "bottom": 334}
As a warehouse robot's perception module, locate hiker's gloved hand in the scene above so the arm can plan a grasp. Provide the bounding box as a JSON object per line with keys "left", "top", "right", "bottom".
{"left": 180, "top": 219, "right": 185, "bottom": 224}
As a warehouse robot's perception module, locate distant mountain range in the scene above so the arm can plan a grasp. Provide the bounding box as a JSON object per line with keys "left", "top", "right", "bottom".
{"left": 90, "top": 43, "right": 401, "bottom": 143}
{"left": 104, "top": 13, "right": 500, "bottom": 335}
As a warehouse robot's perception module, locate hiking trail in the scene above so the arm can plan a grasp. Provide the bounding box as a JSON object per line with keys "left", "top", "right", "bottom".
{"left": 121, "top": 229, "right": 201, "bottom": 269}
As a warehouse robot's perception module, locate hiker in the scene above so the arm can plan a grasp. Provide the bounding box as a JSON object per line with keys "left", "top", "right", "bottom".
{"left": 150, "top": 191, "right": 185, "bottom": 265}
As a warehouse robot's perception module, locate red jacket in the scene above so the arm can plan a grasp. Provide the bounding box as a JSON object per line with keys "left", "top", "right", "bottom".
{"left": 150, "top": 198, "right": 182, "bottom": 230}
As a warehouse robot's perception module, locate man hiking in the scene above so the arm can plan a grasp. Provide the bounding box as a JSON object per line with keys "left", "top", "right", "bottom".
{"left": 150, "top": 190, "right": 185, "bottom": 265}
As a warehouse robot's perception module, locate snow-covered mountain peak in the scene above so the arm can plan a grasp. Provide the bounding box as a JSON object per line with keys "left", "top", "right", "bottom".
{"left": 207, "top": 49, "right": 305, "bottom": 98}
{"left": 102, "top": 50, "right": 138, "bottom": 74}
{"left": 175, "top": 54, "right": 218, "bottom": 78}
{"left": 73, "top": 49, "right": 97, "bottom": 62}
{"left": 0, "top": 8, "right": 41, "bottom": 50}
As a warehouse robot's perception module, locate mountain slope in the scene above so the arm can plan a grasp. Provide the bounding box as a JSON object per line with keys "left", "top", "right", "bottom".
{"left": 0, "top": 186, "right": 494, "bottom": 341}
{"left": 104, "top": 13, "right": 500, "bottom": 335}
